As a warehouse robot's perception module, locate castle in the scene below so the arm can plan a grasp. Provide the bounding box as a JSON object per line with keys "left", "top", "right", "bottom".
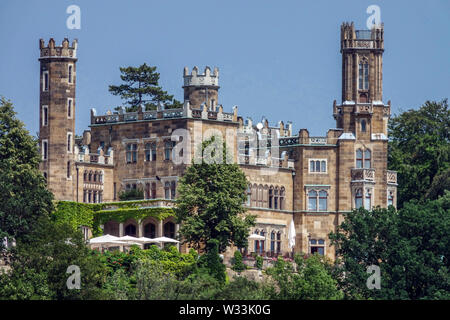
{"left": 38, "top": 22, "right": 397, "bottom": 260}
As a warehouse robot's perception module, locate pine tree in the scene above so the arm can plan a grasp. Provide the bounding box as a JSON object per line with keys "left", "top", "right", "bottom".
{"left": 109, "top": 63, "right": 182, "bottom": 112}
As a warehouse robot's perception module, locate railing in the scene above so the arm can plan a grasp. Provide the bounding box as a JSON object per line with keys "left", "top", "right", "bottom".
{"left": 351, "top": 168, "right": 375, "bottom": 182}
{"left": 191, "top": 109, "right": 202, "bottom": 118}
{"left": 387, "top": 170, "right": 397, "bottom": 184}
{"left": 99, "top": 199, "right": 176, "bottom": 211}
{"left": 279, "top": 137, "right": 299, "bottom": 146}
{"left": 124, "top": 113, "right": 138, "bottom": 121}
{"left": 309, "top": 137, "right": 327, "bottom": 145}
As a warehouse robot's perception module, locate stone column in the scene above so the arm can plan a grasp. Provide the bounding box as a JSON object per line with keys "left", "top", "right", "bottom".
{"left": 119, "top": 223, "right": 124, "bottom": 237}
{"left": 158, "top": 220, "right": 163, "bottom": 237}
{"left": 138, "top": 222, "right": 143, "bottom": 238}
{"left": 175, "top": 224, "right": 180, "bottom": 251}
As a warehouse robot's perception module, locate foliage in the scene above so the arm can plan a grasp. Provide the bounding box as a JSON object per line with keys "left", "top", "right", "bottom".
{"left": 176, "top": 137, "right": 256, "bottom": 253}
{"left": 118, "top": 188, "right": 144, "bottom": 201}
{"left": 265, "top": 254, "right": 343, "bottom": 300}
{"left": 109, "top": 63, "right": 181, "bottom": 112}
{"left": 255, "top": 255, "right": 264, "bottom": 270}
{"left": 0, "top": 217, "right": 108, "bottom": 300}
{"left": 329, "top": 193, "right": 450, "bottom": 299}
{"left": 51, "top": 200, "right": 175, "bottom": 237}
{"left": 215, "top": 276, "right": 273, "bottom": 300}
{"left": 388, "top": 99, "right": 449, "bottom": 207}
{"left": 0, "top": 97, "right": 54, "bottom": 250}
{"left": 232, "top": 250, "right": 246, "bottom": 272}
{"left": 196, "top": 239, "right": 226, "bottom": 284}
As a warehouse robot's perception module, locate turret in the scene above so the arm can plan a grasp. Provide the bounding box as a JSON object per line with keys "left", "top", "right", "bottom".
{"left": 183, "top": 66, "right": 219, "bottom": 110}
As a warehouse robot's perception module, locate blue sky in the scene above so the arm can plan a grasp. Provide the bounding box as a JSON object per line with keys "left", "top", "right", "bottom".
{"left": 0, "top": 0, "right": 449, "bottom": 136}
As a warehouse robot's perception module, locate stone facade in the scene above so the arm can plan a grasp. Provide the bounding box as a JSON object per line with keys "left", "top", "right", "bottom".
{"left": 38, "top": 22, "right": 397, "bottom": 261}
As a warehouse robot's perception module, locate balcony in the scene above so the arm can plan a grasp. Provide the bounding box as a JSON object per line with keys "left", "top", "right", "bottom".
{"left": 387, "top": 170, "right": 397, "bottom": 185}
{"left": 351, "top": 168, "right": 375, "bottom": 182}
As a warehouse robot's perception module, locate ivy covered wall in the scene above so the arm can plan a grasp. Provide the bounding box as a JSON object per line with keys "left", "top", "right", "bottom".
{"left": 51, "top": 200, "right": 176, "bottom": 237}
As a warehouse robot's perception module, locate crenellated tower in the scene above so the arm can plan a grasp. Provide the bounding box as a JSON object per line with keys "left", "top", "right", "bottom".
{"left": 183, "top": 66, "right": 219, "bottom": 110}
{"left": 38, "top": 38, "right": 77, "bottom": 200}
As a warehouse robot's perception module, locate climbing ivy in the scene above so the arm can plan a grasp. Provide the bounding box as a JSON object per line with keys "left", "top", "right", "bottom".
{"left": 51, "top": 200, "right": 175, "bottom": 237}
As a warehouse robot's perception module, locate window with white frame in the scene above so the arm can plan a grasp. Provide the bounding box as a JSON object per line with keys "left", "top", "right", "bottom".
{"left": 42, "top": 105, "right": 48, "bottom": 126}
{"left": 126, "top": 143, "right": 137, "bottom": 163}
{"left": 67, "top": 98, "right": 73, "bottom": 119}
{"left": 354, "top": 187, "right": 372, "bottom": 209}
{"left": 309, "top": 159, "right": 327, "bottom": 173}
{"left": 358, "top": 60, "right": 369, "bottom": 90}
{"left": 68, "top": 64, "right": 74, "bottom": 84}
{"left": 356, "top": 148, "right": 371, "bottom": 169}
{"left": 307, "top": 189, "right": 328, "bottom": 211}
{"left": 42, "top": 140, "right": 48, "bottom": 160}
{"left": 42, "top": 71, "right": 49, "bottom": 92}
{"left": 310, "top": 239, "right": 325, "bottom": 255}
{"left": 67, "top": 132, "right": 72, "bottom": 153}
{"left": 388, "top": 190, "right": 394, "bottom": 207}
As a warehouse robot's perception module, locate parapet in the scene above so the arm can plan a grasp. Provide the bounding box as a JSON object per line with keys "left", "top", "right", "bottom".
{"left": 340, "top": 22, "right": 383, "bottom": 51}
{"left": 39, "top": 38, "right": 78, "bottom": 60}
{"left": 183, "top": 66, "right": 219, "bottom": 87}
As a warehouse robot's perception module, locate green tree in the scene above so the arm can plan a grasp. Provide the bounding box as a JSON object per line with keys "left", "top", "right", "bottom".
{"left": 175, "top": 137, "right": 255, "bottom": 253}
{"left": 196, "top": 239, "right": 226, "bottom": 284}
{"left": 265, "top": 254, "right": 343, "bottom": 300}
{"left": 0, "top": 97, "right": 54, "bottom": 250}
{"left": 329, "top": 193, "right": 450, "bottom": 299}
{"left": 0, "top": 218, "right": 108, "bottom": 300}
{"left": 109, "top": 63, "right": 182, "bottom": 112}
{"left": 388, "top": 99, "right": 449, "bottom": 207}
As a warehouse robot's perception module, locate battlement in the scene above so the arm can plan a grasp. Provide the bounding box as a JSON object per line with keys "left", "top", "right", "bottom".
{"left": 39, "top": 38, "right": 78, "bottom": 59}
{"left": 183, "top": 66, "right": 219, "bottom": 87}
{"left": 341, "top": 22, "right": 383, "bottom": 51}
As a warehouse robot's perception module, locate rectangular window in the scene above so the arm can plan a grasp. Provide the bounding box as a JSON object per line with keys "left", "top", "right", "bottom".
{"left": 67, "top": 161, "right": 71, "bottom": 178}
{"left": 42, "top": 105, "right": 48, "bottom": 126}
{"left": 67, "top": 98, "right": 73, "bottom": 118}
{"left": 126, "top": 144, "right": 137, "bottom": 163}
{"left": 43, "top": 71, "right": 49, "bottom": 91}
{"left": 364, "top": 189, "right": 372, "bottom": 209}
{"left": 67, "top": 132, "right": 72, "bottom": 153}
{"left": 68, "top": 65, "right": 73, "bottom": 84}
{"left": 113, "top": 182, "right": 117, "bottom": 200}
{"left": 309, "top": 159, "right": 327, "bottom": 173}
{"left": 364, "top": 63, "right": 369, "bottom": 90}
{"left": 42, "top": 140, "right": 48, "bottom": 160}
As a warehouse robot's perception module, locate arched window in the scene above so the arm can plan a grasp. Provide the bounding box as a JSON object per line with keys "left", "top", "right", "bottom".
{"left": 164, "top": 182, "right": 170, "bottom": 199}
{"left": 356, "top": 149, "right": 363, "bottom": 168}
{"left": 274, "top": 187, "right": 279, "bottom": 209}
{"left": 270, "top": 231, "right": 275, "bottom": 254}
{"left": 276, "top": 231, "right": 281, "bottom": 253}
{"left": 144, "top": 223, "right": 156, "bottom": 238}
{"left": 365, "top": 189, "right": 372, "bottom": 209}
{"left": 280, "top": 187, "right": 285, "bottom": 210}
{"left": 145, "top": 183, "right": 150, "bottom": 199}
{"left": 319, "top": 190, "right": 328, "bottom": 211}
{"left": 164, "top": 222, "right": 175, "bottom": 238}
{"left": 254, "top": 229, "right": 259, "bottom": 253}
{"left": 93, "top": 172, "right": 97, "bottom": 182}
{"left": 361, "top": 119, "right": 367, "bottom": 132}
{"left": 364, "top": 149, "right": 371, "bottom": 168}
{"left": 355, "top": 189, "right": 363, "bottom": 209}
{"left": 358, "top": 60, "right": 369, "bottom": 90}
{"left": 308, "top": 190, "right": 318, "bottom": 211}
{"left": 269, "top": 186, "right": 274, "bottom": 209}
{"left": 124, "top": 224, "right": 136, "bottom": 237}
{"left": 251, "top": 184, "right": 258, "bottom": 207}
{"left": 246, "top": 185, "right": 251, "bottom": 206}
{"left": 259, "top": 230, "right": 265, "bottom": 254}
{"left": 88, "top": 171, "right": 92, "bottom": 181}
{"left": 99, "top": 172, "right": 103, "bottom": 183}
{"left": 258, "top": 185, "right": 263, "bottom": 208}
{"left": 83, "top": 171, "right": 87, "bottom": 181}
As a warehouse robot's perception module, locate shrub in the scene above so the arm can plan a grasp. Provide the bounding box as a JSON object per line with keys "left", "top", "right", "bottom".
{"left": 232, "top": 250, "right": 246, "bottom": 272}
{"left": 255, "top": 255, "right": 263, "bottom": 270}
